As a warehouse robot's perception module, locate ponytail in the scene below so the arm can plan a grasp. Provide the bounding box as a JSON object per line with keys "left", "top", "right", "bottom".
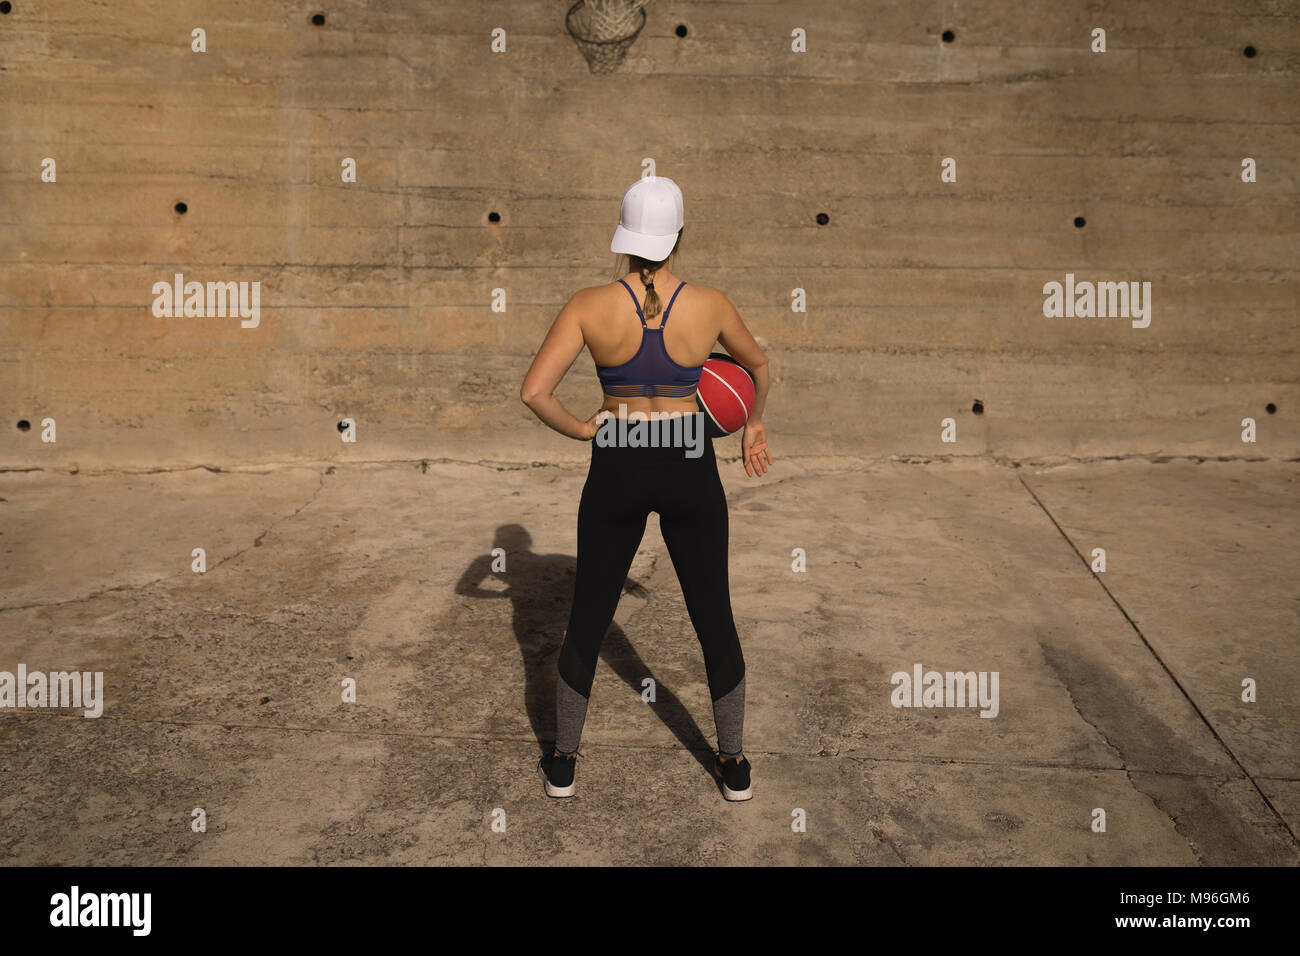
{"left": 639, "top": 263, "right": 662, "bottom": 321}
{"left": 610, "top": 228, "right": 684, "bottom": 323}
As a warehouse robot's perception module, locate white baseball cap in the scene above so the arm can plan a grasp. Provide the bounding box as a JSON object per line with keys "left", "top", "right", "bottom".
{"left": 610, "top": 176, "right": 684, "bottom": 261}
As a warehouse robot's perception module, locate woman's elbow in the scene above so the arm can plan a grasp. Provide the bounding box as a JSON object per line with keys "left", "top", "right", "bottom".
{"left": 520, "top": 384, "right": 544, "bottom": 407}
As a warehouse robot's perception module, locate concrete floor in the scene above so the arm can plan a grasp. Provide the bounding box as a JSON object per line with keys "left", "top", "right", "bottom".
{"left": 3, "top": 0, "right": 1296, "bottom": 870}
{"left": 1, "top": 449, "right": 1296, "bottom": 865}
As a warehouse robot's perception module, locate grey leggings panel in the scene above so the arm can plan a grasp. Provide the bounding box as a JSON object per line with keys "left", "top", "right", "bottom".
{"left": 554, "top": 670, "right": 589, "bottom": 756}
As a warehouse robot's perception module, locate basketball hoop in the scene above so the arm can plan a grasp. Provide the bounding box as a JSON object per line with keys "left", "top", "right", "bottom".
{"left": 566, "top": 0, "right": 649, "bottom": 74}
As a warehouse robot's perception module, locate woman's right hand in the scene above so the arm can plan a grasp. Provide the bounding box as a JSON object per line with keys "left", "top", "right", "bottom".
{"left": 741, "top": 420, "right": 772, "bottom": 477}
{"left": 582, "top": 409, "right": 612, "bottom": 441}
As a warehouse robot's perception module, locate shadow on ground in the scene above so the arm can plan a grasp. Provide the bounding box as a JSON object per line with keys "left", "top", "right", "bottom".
{"left": 454, "top": 523, "right": 716, "bottom": 775}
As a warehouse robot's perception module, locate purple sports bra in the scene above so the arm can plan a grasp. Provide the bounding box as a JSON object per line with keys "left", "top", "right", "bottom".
{"left": 595, "top": 279, "right": 703, "bottom": 399}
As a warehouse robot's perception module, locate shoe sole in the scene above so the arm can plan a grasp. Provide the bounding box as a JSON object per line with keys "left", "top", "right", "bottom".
{"left": 717, "top": 761, "right": 753, "bottom": 801}
{"left": 538, "top": 762, "right": 576, "bottom": 798}
{"left": 722, "top": 783, "right": 753, "bottom": 801}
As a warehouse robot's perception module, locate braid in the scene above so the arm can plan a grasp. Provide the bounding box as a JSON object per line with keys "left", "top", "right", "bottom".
{"left": 639, "top": 262, "right": 662, "bottom": 321}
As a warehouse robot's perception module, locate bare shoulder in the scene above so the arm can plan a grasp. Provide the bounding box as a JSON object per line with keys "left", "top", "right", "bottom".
{"left": 682, "top": 281, "right": 722, "bottom": 296}
{"left": 565, "top": 284, "right": 609, "bottom": 325}
{"left": 671, "top": 282, "right": 725, "bottom": 313}
{"left": 571, "top": 284, "right": 609, "bottom": 303}
{"left": 670, "top": 283, "right": 731, "bottom": 334}
{"left": 573, "top": 282, "right": 627, "bottom": 306}
{"left": 688, "top": 283, "right": 736, "bottom": 321}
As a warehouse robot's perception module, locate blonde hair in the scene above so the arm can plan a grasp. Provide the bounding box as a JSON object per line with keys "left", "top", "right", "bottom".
{"left": 611, "top": 228, "right": 682, "bottom": 322}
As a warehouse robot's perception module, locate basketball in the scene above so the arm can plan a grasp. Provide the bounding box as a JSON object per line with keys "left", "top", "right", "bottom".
{"left": 697, "top": 352, "right": 756, "bottom": 438}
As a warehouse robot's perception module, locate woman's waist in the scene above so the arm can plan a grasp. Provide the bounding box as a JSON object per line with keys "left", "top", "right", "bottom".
{"left": 590, "top": 410, "right": 711, "bottom": 460}
{"left": 599, "top": 392, "right": 699, "bottom": 412}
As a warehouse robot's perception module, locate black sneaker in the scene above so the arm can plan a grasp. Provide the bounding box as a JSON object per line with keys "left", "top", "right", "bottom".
{"left": 717, "top": 754, "right": 752, "bottom": 801}
{"left": 538, "top": 750, "right": 578, "bottom": 798}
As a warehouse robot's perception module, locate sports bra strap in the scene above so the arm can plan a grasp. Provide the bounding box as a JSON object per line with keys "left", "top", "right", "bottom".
{"left": 659, "top": 281, "right": 686, "bottom": 328}
{"left": 617, "top": 278, "right": 687, "bottom": 329}
{"left": 617, "top": 278, "right": 647, "bottom": 328}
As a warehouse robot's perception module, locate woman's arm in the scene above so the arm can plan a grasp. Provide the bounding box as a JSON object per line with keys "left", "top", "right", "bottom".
{"left": 716, "top": 291, "right": 770, "bottom": 421}
{"left": 520, "top": 291, "right": 599, "bottom": 441}
{"left": 716, "top": 291, "right": 773, "bottom": 477}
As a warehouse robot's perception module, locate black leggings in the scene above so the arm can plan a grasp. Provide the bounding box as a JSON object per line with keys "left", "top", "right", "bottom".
{"left": 556, "top": 416, "right": 746, "bottom": 735}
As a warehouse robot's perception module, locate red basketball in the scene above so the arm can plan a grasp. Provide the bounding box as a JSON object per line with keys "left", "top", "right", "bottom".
{"left": 698, "top": 353, "right": 756, "bottom": 437}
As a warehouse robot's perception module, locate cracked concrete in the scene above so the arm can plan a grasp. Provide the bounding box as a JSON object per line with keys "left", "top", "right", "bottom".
{"left": 1, "top": 452, "right": 1295, "bottom": 864}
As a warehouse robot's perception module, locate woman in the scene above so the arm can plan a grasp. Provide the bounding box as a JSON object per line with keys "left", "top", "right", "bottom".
{"left": 520, "top": 176, "right": 772, "bottom": 802}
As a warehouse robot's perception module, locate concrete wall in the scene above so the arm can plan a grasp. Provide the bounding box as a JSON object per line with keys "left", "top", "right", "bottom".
{"left": 2, "top": 0, "right": 1297, "bottom": 470}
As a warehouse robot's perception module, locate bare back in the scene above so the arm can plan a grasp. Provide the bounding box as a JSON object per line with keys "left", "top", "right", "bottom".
{"left": 582, "top": 271, "right": 722, "bottom": 417}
